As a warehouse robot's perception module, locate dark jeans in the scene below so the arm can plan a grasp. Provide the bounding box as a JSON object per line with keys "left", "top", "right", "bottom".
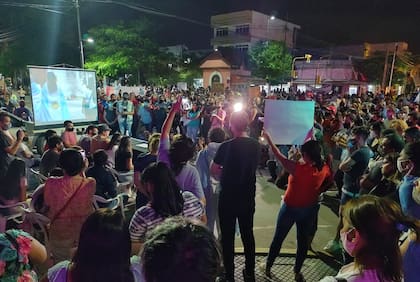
{"left": 219, "top": 200, "right": 255, "bottom": 281}
{"left": 266, "top": 202, "right": 319, "bottom": 273}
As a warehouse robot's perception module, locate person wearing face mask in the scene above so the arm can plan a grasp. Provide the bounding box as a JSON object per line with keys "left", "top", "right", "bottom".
{"left": 320, "top": 195, "right": 420, "bottom": 282}
{"left": 61, "top": 120, "right": 78, "bottom": 148}
{"left": 0, "top": 112, "right": 25, "bottom": 178}
{"left": 398, "top": 142, "right": 420, "bottom": 219}
{"left": 324, "top": 127, "right": 373, "bottom": 256}
{"left": 116, "top": 92, "right": 134, "bottom": 136}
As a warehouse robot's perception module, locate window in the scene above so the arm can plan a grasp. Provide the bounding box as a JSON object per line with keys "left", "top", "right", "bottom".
{"left": 216, "top": 28, "right": 228, "bottom": 37}
{"left": 235, "top": 24, "right": 250, "bottom": 35}
{"left": 235, "top": 44, "right": 249, "bottom": 52}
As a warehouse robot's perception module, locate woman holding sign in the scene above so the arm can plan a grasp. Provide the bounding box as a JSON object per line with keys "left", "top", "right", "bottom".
{"left": 261, "top": 130, "right": 332, "bottom": 282}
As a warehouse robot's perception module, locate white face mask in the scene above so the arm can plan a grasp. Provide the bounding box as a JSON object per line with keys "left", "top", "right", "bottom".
{"left": 340, "top": 228, "right": 359, "bottom": 257}
{"left": 369, "top": 131, "right": 376, "bottom": 140}
{"left": 397, "top": 159, "right": 412, "bottom": 174}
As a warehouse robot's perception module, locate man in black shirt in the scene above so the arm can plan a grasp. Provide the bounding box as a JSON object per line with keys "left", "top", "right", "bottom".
{"left": 211, "top": 111, "right": 260, "bottom": 282}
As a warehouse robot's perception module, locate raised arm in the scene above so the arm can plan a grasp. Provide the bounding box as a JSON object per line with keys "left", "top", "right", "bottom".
{"left": 161, "top": 96, "right": 182, "bottom": 139}
{"left": 262, "top": 130, "right": 296, "bottom": 175}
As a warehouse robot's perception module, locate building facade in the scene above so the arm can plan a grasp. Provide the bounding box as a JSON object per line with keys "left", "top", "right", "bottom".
{"left": 211, "top": 10, "right": 300, "bottom": 52}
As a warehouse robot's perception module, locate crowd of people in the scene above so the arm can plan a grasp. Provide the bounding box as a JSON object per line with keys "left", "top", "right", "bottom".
{"left": 0, "top": 85, "right": 419, "bottom": 282}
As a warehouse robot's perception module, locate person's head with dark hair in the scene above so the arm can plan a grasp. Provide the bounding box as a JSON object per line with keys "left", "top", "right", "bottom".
{"left": 63, "top": 120, "right": 73, "bottom": 128}
{"left": 0, "top": 111, "right": 11, "bottom": 131}
{"left": 93, "top": 149, "right": 109, "bottom": 167}
{"left": 47, "top": 136, "right": 63, "bottom": 152}
{"left": 379, "top": 133, "right": 405, "bottom": 156}
{"left": 370, "top": 121, "right": 385, "bottom": 139}
{"left": 71, "top": 209, "right": 134, "bottom": 282}
{"left": 169, "top": 136, "right": 195, "bottom": 175}
{"left": 381, "top": 128, "right": 397, "bottom": 137}
{"left": 407, "top": 111, "right": 420, "bottom": 127}
{"left": 229, "top": 111, "right": 249, "bottom": 135}
{"left": 142, "top": 217, "right": 221, "bottom": 282}
{"left": 140, "top": 162, "right": 183, "bottom": 217}
{"left": 107, "top": 133, "right": 121, "bottom": 150}
{"left": 300, "top": 140, "right": 325, "bottom": 171}
{"left": 351, "top": 126, "right": 370, "bottom": 146}
{"left": 45, "top": 129, "right": 57, "bottom": 138}
{"left": 118, "top": 136, "right": 132, "bottom": 153}
{"left": 85, "top": 125, "right": 98, "bottom": 137}
{"left": 59, "top": 148, "right": 84, "bottom": 176}
{"left": 398, "top": 141, "right": 420, "bottom": 176}
{"left": 208, "top": 127, "right": 226, "bottom": 143}
{"left": 0, "top": 158, "right": 26, "bottom": 200}
{"left": 404, "top": 127, "right": 420, "bottom": 144}
{"left": 341, "top": 195, "right": 420, "bottom": 282}
{"left": 148, "top": 133, "right": 160, "bottom": 154}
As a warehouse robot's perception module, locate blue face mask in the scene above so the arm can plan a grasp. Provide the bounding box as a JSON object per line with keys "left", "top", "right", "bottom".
{"left": 347, "top": 139, "right": 357, "bottom": 149}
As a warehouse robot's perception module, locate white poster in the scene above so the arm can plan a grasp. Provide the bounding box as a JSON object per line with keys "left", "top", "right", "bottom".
{"left": 264, "top": 100, "right": 315, "bottom": 145}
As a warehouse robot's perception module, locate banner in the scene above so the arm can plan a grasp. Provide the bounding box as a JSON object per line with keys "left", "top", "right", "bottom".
{"left": 264, "top": 100, "right": 315, "bottom": 145}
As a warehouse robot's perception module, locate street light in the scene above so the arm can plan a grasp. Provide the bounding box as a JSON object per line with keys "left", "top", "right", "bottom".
{"left": 267, "top": 15, "right": 275, "bottom": 39}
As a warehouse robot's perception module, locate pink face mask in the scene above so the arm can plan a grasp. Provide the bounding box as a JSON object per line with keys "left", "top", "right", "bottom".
{"left": 340, "top": 228, "right": 358, "bottom": 257}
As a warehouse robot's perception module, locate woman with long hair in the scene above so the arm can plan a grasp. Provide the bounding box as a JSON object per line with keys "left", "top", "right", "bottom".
{"left": 115, "top": 136, "right": 134, "bottom": 172}
{"left": 129, "top": 162, "right": 203, "bottom": 255}
{"left": 261, "top": 131, "right": 332, "bottom": 282}
{"left": 158, "top": 96, "right": 205, "bottom": 204}
{"left": 46, "top": 208, "right": 142, "bottom": 282}
{"left": 321, "top": 195, "right": 420, "bottom": 282}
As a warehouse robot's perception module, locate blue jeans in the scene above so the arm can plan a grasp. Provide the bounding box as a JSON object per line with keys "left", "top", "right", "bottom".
{"left": 266, "top": 202, "right": 319, "bottom": 273}
{"left": 118, "top": 118, "right": 133, "bottom": 136}
{"left": 186, "top": 126, "right": 199, "bottom": 143}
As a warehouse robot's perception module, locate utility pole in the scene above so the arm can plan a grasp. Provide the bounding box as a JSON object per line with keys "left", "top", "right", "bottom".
{"left": 387, "top": 44, "right": 398, "bottom": 93}
{"left": 74, "top": 0, "right": 84, "bottom": 68}
{"left": 381, "top": 47, "right": 389, "bottom": 92}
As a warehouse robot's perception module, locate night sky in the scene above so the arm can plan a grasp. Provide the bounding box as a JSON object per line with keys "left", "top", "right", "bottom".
{"left": 79, "top": 0, "right": 420, "bottom": 53}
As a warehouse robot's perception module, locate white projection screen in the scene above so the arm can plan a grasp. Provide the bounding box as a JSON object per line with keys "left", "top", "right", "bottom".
{"left": 28, "top": 66, "right": 98, "bottom": 127}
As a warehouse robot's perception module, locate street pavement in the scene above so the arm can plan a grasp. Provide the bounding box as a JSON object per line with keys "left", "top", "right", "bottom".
{"left": 235, "top": 168, "right": 340, "bottom": 254}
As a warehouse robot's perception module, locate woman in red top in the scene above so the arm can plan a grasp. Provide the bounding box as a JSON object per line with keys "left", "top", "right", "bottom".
{"left": 262, "top": 131, "right": 332, "bottom": 282}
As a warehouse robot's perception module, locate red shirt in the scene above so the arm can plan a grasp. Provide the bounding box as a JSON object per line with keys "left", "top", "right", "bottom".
{"left": 284, "top": 162, "right": 331, "bottom": 208}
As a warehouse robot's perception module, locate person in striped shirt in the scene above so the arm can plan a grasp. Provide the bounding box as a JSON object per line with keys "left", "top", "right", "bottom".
{"left": 129, "top": 162, "right": 204, "bottom": 255}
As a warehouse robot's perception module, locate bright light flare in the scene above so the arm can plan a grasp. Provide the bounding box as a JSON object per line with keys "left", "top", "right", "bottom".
{"left": 87, "top": 38, "right": 94, "bottom": 43}
{"left": 233, "top": 102, "right": 243, "bottom": 112}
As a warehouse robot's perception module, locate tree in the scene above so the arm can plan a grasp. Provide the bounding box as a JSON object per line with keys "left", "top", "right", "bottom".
{"left": 84, "top": 20, "right": 172, "bottom": 84}
{"left": 355, "top": 51, "right": 414, "bottom": 87}
{"left": 249, "top": 41, "right": 292, "bottom": 87}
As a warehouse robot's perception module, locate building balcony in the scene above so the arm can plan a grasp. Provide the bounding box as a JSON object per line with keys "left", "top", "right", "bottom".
{"left": 211, "top": 34, "right": 252, "bottom": 47}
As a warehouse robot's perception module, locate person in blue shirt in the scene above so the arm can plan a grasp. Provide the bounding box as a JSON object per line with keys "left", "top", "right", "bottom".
{"left": 398, "top": 142, "right": 420, "bottom": 219}
{"left": 186, "top": 103, "right": 201, "bottom": 143}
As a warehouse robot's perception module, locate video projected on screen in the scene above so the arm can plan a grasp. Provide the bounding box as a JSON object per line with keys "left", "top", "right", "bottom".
{"left": 28, "top": 66, "right": 98, "bottom": 126}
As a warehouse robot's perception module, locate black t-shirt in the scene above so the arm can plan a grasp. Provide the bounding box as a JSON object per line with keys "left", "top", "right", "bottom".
{"left": 115, "top": 150, "right": 132, "bottom": 172}
{"left": 39, "top": 149, "right": 60, "bottom": 176}
{"left": 0, "top": 132, "right": 11, "bottom": 178}
{"left": 213, "top": 137, "right": 260, "bottom": 207}
{"left": 343, "top": 146, "right": 372, "bottom": 192}
{"left": 134, "top": 153, "right": 157, "bottom": 173}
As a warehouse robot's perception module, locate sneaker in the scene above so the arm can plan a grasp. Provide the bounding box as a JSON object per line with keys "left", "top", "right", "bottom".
{"left": 323, "top": 239, "right": 342, "bottom": 256}
{"left": 295, "top": 272, "right": 306, "bottom": 282}
{"left": 258, "top": 262, "right": 272, "bottom": 278}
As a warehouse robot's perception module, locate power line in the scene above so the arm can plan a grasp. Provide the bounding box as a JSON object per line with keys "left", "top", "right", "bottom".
{"left": 84, "top": 0, "right": 210, "bottom": 27}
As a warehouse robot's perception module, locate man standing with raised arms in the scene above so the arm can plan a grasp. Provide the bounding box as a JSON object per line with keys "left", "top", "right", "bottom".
{"left": 211, "top": 111, "right": 260, "bottom": 282}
